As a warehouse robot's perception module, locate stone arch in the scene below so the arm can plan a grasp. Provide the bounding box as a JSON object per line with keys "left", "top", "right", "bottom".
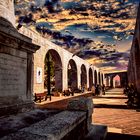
{"left": 113, "top": 75, "right": 121, "bottom": 88}
{"left": 44, "top": 49, "right": 63, "bottom": 91}
{"left": 81, "top": 64, "right": 87, "bottom": 88}
{"left": 101, "top": 74, "right": 104, "bottom": 85}
{"left": 98, "top": 72, "right": 101, "bottom": 85}
{"left": 94, "top": 70, "right": 97, "bottom": 86}
{"left": 67, "top": 59, "right": 78, "bottom": 91}
{"left": 89, "top": 68, "right": 93, "bottom": 90}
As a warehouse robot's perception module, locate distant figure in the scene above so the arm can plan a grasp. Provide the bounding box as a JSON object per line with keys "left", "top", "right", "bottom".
{"left": 102, "top": 84, "right": 105, "bottom": 95}
{"left": 95, "top": 84, "right": 100, "bottom": 96}
{"left": 91, "top": 84, "right": 96, "bottom": 96}
{"left": 81, "top": 85, "right": 85, "bottom": 93}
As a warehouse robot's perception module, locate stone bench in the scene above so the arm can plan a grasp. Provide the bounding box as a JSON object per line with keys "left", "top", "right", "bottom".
{"left": 1, "top": 111, "right": 87, "bottom": 140}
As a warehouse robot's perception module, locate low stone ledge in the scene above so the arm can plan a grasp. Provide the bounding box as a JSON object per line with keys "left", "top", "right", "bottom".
{"left": 67, "top": 97, "right": 93, "bottom": 131}
{"left": 1, "top": 111, "right": 86, "bottom": 140}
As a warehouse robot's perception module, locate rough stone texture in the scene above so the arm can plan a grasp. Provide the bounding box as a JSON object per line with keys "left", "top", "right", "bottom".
{"left": 0, "top": 109, "right": 59, "bottom": 138}
{"left": 127, "top": 4, "right": 140, "bottom": 104}
{"left": 1, "top": 111, "right": 86, "bottom": 140}
{"left": 67, "top": 97, "right": 93, "bottom": 131}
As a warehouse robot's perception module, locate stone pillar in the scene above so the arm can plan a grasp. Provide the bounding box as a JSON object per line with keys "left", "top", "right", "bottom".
{"left": 62, "top": 63, "right": 68, "bottom": 90}
{"left": 77, "top": 66, "right": 81, "bottom": 90}
{"left": 87, "top": 68, "right": 89, "bottom": 90}
{"left": 0, "top": 0, "right": 15, "bottom": 26}
{"left": 67, "top": 97, "right": 93, "bottom": 131}
{"left": 27, "top": 53, "right": 34, "bottom": 99}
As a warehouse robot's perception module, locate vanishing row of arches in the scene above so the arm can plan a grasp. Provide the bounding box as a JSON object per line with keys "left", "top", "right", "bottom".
{"left": 44, "top": 49, "right": 104, "bottom": 92}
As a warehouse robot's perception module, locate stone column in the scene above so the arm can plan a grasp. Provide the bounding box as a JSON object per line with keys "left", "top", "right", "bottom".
{"left": 67, "top": 97, "right": 93, "bottom": 131}
{"left": 27, "top": 53, "right": 34, "bottom": 99}
{"left": 62, "top": 63, "right": 68, "bottom": 90}
{"left": 87, "top": 68, "right": 89, "bottom": 90}
{"left": 77, "top": 66, "right": 81, "bottom": 90}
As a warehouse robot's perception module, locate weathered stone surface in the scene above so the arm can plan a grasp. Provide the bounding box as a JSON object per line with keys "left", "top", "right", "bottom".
{"left": 1, "top": 111, "right": 86, "bottom": 140}
{"left": 1, "top": 131, "right": 48, "bottom": 140}
{"left": 0, "top": 109, "right": 59, "bottom": 138}
{"left": 0, "top": 53, "right": 27, "bottom": 98}
{"left": 67, "top": 97, "right": 93, "bottom": 131}
{"left": 67, "top": 97, "right": 94, "bottom": 115}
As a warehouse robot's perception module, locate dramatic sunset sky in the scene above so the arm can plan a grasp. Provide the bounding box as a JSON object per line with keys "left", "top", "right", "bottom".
{"left": 14, "top": 0, "right": 139, "bottom": 73}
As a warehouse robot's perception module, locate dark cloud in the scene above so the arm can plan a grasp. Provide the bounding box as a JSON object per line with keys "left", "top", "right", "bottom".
{"left": 15, "top": 0, "right": 138, "bottom": 72}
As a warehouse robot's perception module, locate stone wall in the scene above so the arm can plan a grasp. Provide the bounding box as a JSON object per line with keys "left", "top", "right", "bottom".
{"left": 127, "top": 4, "right": 140, "bottom": 103}
{"left": 0, "top": 50, "right": 27, "bottom": 100}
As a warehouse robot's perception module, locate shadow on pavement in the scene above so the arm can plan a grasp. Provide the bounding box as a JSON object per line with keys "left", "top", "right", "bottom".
{"left": 93, "top": 96, "right": 127, "bottom": 99}
{"left": 94, "top": 104, "right": 136, "bottom": 110}
{"left": 105, "top": 132, "right": 140, "bottom": 140}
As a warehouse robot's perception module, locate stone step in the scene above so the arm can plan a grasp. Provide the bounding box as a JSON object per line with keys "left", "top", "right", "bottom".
{"left": 85, "top": 124, "right": 107, "bottom": 140}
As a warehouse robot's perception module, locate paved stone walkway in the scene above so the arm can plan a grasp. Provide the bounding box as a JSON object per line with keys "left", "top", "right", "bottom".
{"left": 93, "top": 88, "right": 140, "bottom": 138}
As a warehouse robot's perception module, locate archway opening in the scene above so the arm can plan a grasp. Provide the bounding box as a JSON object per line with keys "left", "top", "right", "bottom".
{"left": 89, "top": 68, "right": 93, "bottom": 90}
{"left": 101, "top": 74, "right": 104, "bottom": 85}
{"left": 81, "top": 64, "right": 87, "bottom": 89}
{"left": 94, "top": 70, "right": 97, "bottom": 86}
{"left": 44, "top": 49, "right": 62, "bottom": 92}
{"left": 98, "top": 72, "right": 101, "bottom": 85}
{"left": 67, "top": 59, "right": 78, "bottom": 91}
{"left": 113, "top": 75, "right": 121, "bottom": 88}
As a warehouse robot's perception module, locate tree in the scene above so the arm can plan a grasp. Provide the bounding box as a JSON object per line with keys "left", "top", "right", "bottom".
{"left": 44, "top": 53, "right": 55, "bottom": 88}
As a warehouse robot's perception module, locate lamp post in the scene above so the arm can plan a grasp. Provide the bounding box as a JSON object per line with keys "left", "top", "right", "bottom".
{"left": 46, "top": 52, "right": 51, "bottom": 101}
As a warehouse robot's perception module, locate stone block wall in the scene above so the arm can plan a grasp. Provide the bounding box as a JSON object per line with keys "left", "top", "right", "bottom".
{"left": 127, "top": 4, "right": 140, "bottom": 103}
